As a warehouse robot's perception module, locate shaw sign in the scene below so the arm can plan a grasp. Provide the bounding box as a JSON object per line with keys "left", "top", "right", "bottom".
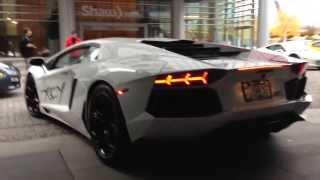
{"left": 79, "top": 5, "right": 141, "bottom": 20}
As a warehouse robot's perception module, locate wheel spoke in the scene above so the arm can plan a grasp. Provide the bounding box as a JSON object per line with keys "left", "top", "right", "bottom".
{"left": 92, "top": 110, "right": 104, "bottom": 121}
{"left": 25, "top": 77, "right": 40, "bottom": 116}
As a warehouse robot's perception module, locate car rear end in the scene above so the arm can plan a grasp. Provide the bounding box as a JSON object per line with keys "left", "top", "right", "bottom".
{"left": 215, "top": 62, "right": 309, "bottom": 115}
{"left": 125, "top": 40, "right": 312, "bottom": 137}
{"left": 119, "top": 40, "right": 312, "bottom": 140}
{"left": 139, "top": 61, "right": 310, "bottom": 139}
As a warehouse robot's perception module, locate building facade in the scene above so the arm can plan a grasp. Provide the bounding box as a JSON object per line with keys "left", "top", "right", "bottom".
{"left": 0, "top": 0, "right": 269, "bottom": 57}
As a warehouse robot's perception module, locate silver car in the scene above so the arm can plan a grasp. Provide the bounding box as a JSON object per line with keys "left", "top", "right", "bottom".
{"left": 24, "top": 38, "right": 312, "bottom": 166}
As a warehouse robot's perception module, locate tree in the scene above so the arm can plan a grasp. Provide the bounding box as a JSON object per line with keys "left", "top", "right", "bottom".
{"left": 271, "top": 12, "right": 301, "bottom": 41}
{"left": 302, "top": 26, "right": 317, "bottom": 36}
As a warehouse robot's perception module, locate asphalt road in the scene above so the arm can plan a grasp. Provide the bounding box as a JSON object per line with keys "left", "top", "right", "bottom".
{"left": 306, "top": 70, "right": 320, "bottom": 109}
{"left": 0, "top": 61, "right": 319, "bottom": 180}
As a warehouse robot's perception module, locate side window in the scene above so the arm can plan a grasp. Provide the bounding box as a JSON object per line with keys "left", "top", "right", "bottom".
{"left": 52, "top": 46, "right": 100, "bottom": 69}
{"left": 266, "top": 45, "right": 275, "bottom": 50}
{"left": 53, "top": 48, "right": 89, "bottom": 69}
{"left": 266, "top": 45, "right": 285, "bottom": 52}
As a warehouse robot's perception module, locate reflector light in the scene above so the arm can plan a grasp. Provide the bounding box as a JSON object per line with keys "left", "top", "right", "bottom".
{"left": 238, "top": 65, "right": 286, "bottom": 71}
{"left": 155, "top": 72, "right": 208, "bottom": 86}
{"left": 116, "top": 88, "right": 128, "bottom": 96}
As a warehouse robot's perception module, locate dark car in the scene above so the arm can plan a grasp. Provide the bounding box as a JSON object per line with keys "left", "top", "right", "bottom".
{"left": 0, "top": 62, "right": 21, "bottom": 92}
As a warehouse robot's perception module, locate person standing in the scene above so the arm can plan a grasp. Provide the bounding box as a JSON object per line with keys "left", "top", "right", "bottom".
{"left": 19, "top": 27, "right": 37, "bottom": 66}
{"left": 65, "top": 31, "right": 81, "bottom": 48}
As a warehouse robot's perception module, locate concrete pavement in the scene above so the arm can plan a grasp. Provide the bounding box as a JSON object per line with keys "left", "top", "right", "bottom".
{"left": 0, "top": 122, "right": 320, "bottom": 180}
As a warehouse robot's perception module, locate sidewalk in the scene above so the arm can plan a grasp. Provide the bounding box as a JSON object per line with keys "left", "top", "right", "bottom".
{"left": 2, "top": 121, "right": 320, "bottom": 180}
{"left": 0, "top": 135, "right": 135, "bottom": 180}
{"left": 0, "top": 57, "right": 24, "bottom": 63}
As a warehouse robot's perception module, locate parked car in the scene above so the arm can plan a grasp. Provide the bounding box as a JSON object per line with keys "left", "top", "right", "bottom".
{"left": 309, "top": 40, "right": 320, "bottom": 52}
{"left": 261, "top": 40, "right": 320, "bottom": 69}
{"left": 25, "top": 38, "right": 311, "bottom": 166}
{"left": 0, "top": 62, "right": 21, "bottom": 92}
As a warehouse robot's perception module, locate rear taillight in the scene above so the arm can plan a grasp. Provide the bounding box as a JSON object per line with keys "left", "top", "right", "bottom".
{"left": 154, "top": 71, "right": 209, "bottom": 86}
{"left": 116, "top": 88, "right": 129, "bottom": 96}
{"left": 291, "top": 63, "right": 307, "bottom": 76}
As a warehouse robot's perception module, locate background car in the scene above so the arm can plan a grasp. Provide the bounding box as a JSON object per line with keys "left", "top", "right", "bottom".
{"left": 309, "top": 40, "right": 320, "bottom": 52}
{"left": 262, "top": 40, "right": 320, "bottom": 69}
{"left": 0, "top": 62, "right": 21, "bottom": 92}
{"left": 25, "top": 38, "right": 311, "bottom": 166}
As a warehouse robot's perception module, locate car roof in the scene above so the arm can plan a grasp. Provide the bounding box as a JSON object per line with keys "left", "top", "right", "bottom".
{"left": 63, "top": 38, "right": 249, "bottom": 59}
{"left": 78, "top": 38, "right": 180, "bottom": 44}
{"left": 79, "top": 38, "right": 248, "bottom": 51}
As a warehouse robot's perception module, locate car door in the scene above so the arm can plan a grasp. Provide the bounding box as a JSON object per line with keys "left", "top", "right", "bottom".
{"left": 40, "top": 46, "right": 92, "bottom": 122}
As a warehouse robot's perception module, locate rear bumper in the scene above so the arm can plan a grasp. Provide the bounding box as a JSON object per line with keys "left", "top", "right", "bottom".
{"left": 127, "top": 94, "right": 312, "bottom": 141}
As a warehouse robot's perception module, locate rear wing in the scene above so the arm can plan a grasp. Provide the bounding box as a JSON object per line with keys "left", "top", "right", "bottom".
{"left": 238, "top": 49, "right": 308, "bottom": 76}
{"left": 248, "top": 48, "right": 308, "bottom": 64}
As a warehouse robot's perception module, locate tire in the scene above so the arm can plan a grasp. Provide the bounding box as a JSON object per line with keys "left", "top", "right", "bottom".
{"left": 86, "top": 84, "right": 130, "bottom": 167}
{"left": 24, "top": 74, "right": 42, "bottom": 117}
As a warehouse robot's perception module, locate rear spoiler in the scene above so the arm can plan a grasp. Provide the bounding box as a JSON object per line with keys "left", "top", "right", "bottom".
{"left": 237, "top": 62, "right": 308, "bottom": 77}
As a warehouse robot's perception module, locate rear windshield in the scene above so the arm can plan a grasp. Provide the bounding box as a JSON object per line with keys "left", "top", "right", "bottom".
{"left": 142, "top": 40, "right": 247, "bottom": 60}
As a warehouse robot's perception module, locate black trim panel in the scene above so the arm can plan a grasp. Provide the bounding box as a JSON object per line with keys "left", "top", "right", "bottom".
{"left": 146, "top": 88, "right": 222, "bottom": 118}
{"left": 285, "top": 77, "right": 306, "bottom": 100}
{"left": 69, "top": 79, "right": 78, "bottom": 109}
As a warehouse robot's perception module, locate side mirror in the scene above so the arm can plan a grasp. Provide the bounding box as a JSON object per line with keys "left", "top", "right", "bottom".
{"left": 29, "top": 57, "right": 45, "bottom": 66}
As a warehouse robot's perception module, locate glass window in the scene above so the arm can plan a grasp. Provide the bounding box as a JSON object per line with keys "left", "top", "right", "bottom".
{"left": 184, "top": 0, "right": 256, "bottom": 48}
{"left": 53, "top": 46, "right": 99, "bottom": 69}
{"left": 266, "top": 45, "right": 286, "bottom": 52}
{"left": 0, "top": 0, "right": 60, "bottom": 57}
{"left": 74, "top": 0, "right": 172, "bottom": 40}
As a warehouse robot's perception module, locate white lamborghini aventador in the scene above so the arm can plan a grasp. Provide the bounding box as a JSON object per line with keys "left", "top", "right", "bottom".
{"left": 24, "top": 38, "right": 312, "bottom": 165}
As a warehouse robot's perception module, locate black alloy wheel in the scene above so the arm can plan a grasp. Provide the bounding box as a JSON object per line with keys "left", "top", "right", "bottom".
{"left": 87, "top": 84, "right": 130, "bottom": 166}
{"left": 25, "top": 75, "right": 42, "bottom": 117}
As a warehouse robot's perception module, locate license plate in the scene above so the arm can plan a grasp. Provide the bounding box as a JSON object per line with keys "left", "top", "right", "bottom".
{"left": 8, "top": 86, "right": 16, "bottom": 90}
{"left": 241, "top": 80, "right": 272, "bottom": 102}
{"left": 11, "top": 77, "right": 19, "bottom": 82}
